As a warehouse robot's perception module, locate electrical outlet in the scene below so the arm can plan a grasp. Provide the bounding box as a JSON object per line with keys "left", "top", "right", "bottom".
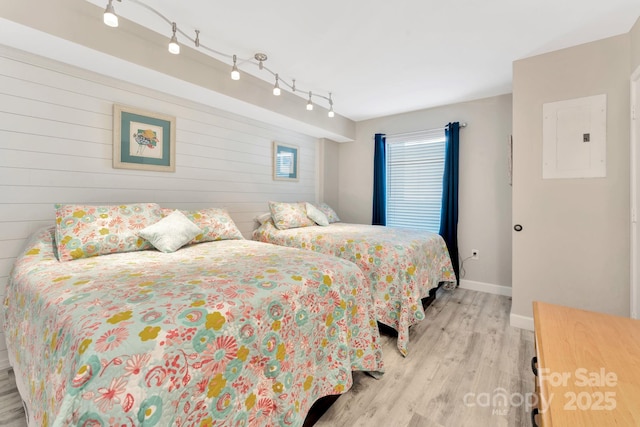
{"left": 471, "top": 249, "right": 479, "bottom": 260}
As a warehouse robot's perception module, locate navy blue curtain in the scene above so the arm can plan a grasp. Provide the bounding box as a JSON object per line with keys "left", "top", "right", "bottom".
{"left": 372, "top": 133, "right": 386, "bottom": 226}
{"left": 439, "top": 122, "right": 460, "bottom": 284}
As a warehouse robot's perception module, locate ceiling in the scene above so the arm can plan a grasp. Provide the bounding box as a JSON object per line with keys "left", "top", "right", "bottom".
{"left": 91, "top": 0, "right": 640, "bottom": 121}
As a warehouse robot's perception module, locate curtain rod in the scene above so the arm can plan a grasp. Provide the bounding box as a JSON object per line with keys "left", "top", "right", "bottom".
{"left": 385, "top": 122, "right": 466, "bottom": 139}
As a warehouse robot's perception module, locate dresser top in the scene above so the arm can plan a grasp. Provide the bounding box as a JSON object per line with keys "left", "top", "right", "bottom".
{"left": 533, "top": 301, "right": 640, "bottom": 426}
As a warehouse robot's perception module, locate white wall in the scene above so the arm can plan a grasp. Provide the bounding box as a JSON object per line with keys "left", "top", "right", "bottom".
{"left": 319, "top": 138, "right": 341, "bottom": 211}
{"left": 338, "top": 94, "right": 513, "bottom": 290}
{"left": 630, "top": 17, "right": 640, "bottom": 72}
{"left": 0, "top": 46, "right": 318, "bottom": 370}
{"left": 511, "top": 34, "right": 631, "bottom": 325}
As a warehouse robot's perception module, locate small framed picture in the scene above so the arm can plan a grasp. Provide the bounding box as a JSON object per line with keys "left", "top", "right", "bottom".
{"left": 273, "top": 141, "right": 299, "bottom": 181}
{"left": 113, "top": 104, "right": 176, "bottom": 172}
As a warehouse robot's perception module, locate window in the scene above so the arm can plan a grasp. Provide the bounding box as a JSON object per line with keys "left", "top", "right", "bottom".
{"left": 386, "top": 129, "right": 446, "bottom": 232}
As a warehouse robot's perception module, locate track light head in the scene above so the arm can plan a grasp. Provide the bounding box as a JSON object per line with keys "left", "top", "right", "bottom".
{"left": 306, "top": 91, "right": 313, "bottom": 111}
{"left": 168, "top": 22, "right": 180, "bottom": 54}
{"left": 168, "top": 35, "right": 180, "bottom": 54}
{"left": 328, "top": 93, "right": 334, "bottom": 117}
{"left": 103, "top": 0, "right": 119, "bottom": 27}
{"left": 273, "top": 74, "right": 281, "bottom": 96}
{"left": 231, "top": 55, "right": 240, "bottom": 80}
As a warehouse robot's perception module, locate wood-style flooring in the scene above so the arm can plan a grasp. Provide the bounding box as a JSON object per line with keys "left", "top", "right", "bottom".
{"left": 0, "top": 289, "right": 534, "bottom": 427}
{"left": 314, "top": 288, "right": 535, "bottom": 426}
{"left": 0, "top": 368, "right": 24, "bottom": 427}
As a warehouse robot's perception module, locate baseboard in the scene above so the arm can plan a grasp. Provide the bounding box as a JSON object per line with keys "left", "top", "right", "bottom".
{"left": 510, "top": 313, "right": 534, "bottom": 331}
{"left": 0, "top": 349, "right": 9, "bottom": 372}
{"left": 456, "top": 281, "right": 531, "bottom": 331}
{"left": 459, "top": 279, "right": 512, "bottom": 297}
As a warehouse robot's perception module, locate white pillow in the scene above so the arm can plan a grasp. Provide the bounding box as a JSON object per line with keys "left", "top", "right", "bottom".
{"left": 305, "top": 202, "right": 329, "bottom": 226}
{"left": 138, "top": 210, "right": 203, "bottom": 253}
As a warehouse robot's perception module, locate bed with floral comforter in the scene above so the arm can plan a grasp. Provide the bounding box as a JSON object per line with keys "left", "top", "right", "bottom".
{"left": 3, "top": 226, "right": 384, "bottom": 427}
{"left": 253, "top": 221, "right": 456, "bottom": 356}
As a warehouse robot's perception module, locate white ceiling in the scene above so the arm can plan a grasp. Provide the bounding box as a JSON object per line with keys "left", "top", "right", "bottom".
{"left": 92, "top": 0, "right": 640, "bottom": 121}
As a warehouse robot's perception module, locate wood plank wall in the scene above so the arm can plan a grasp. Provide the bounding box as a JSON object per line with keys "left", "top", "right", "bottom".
{"left": 0, "top": 46, "right": 319, "bottom": 370}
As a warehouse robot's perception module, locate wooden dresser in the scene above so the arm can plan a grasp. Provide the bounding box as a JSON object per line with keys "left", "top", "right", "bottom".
{"left": 532, "top": 301, "right": 640, "bottom": 426}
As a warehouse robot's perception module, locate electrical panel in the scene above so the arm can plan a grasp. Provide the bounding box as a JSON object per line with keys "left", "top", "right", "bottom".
{"left": 542, "top": 94, "right": 606, "bottom": 179}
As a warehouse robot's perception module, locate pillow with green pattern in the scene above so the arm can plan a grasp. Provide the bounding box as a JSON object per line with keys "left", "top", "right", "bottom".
{"left": 55, "top": 203, "right": 163, "bottom": 261}
{"left": 268, "top": 201, "right": 316, "bottom": 230}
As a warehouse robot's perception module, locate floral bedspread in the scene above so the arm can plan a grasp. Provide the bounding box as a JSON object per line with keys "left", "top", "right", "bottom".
{"left": 253, "top": 222, "right": 456, "bottom": 355}
{"left": 3, "top": 227, "right": 384, "bottom": 427}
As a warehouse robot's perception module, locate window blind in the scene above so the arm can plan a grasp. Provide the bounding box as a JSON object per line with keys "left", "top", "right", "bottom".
{"left": 385, "top": 129, "right": 446, "bottom": 232}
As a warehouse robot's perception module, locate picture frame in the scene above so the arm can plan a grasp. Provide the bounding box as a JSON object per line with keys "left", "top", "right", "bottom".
{"left": 113, "top": 104, "right": 176, "bottom": 172}
{"left": 273, "top": 141, "right": 299, "bottom": 181}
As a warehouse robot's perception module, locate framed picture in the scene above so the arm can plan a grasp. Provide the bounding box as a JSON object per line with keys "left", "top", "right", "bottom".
{"left": 273, "top": 141, "right": 299, "bottom": 181}
{"left": 113, "top": 104, "right": 176, "bottom": 172}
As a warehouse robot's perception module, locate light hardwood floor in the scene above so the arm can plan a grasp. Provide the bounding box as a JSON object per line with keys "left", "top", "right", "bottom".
{"left": 315, "top": 288, "right": 535, "bottom": 426}
{"left": 0, "top": 289, "right": 534, "bottom": 427}
{"left": 0, "top": 368, "right": 24, "bottom": 427}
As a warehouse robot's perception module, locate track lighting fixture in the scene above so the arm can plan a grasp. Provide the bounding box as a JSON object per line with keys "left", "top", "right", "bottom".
{"left": 306, "top": 92, "right": 314, "bottom": 111}
{"left": 101, "top": 0, "right": 336, "bottom": 116}
{"left": 273, "top": 74, "right": 281, "bottom": 96}
{"left": 231, "top": 55, "right": 240, "bottom": 80}
{"left": 103, "top": 0, "right": 119, "bottom": 28}
{"left": 255, "top": 53, "right": 267, "bottom": 70}
{"left": 168, "top": 22, "right": 180, "bottom": 55}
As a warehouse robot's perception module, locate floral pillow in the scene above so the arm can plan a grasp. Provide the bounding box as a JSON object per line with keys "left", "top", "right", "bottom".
{"left": 269, "top": 201, "right": 316, "bottom": 230}
{"left": 254, "top": 212, "right": 272, "bottom": 225}
{"left": 55, "top": 203, "right": 163, "bottom": 261}
{"left": 314, "top": 202, "right": 340, "bottom": 223}
{"left": 162, "top": 208, "right": 244, "bottom": 242}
